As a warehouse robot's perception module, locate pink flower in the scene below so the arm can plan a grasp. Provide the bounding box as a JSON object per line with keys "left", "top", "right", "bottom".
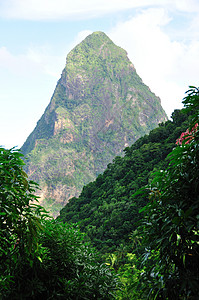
{"left": 176, "top": 123, "right": 198, "bottom": 145}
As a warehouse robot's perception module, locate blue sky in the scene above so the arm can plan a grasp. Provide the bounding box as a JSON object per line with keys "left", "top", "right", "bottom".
{"left": 0, "top": 0, "right": 199, "bottom": 149}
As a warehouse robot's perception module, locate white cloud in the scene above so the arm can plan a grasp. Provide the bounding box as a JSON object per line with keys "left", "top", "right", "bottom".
{"left": 26, "top": 46, "right": 66, "bottom": 77}
{"left": 172, "top": 0, "right": 199, "bottom": 12}
{"left": 0, "top": 0, "right": 186, "bottom": 20}
{"left": 0, "top": 46, "right": 43, "bottom": 76}
{"left": 108, "top": 7, "right": 199, "bottom": 117}
{"left": 0, "top": 45, "right": 65, "bottom": 79}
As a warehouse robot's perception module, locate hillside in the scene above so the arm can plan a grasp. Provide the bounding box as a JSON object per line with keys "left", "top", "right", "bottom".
{"left": 22, "top": 31, "right": 167, "bottom": 216}
{"left": 58, "top": 109, "right": 191, "bottom": 253}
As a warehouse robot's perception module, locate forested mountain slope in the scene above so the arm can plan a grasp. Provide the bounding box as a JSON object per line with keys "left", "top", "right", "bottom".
{"left": 58, "top": 109, "right": 192, "bottom": 253}
{"left": 21, "top": 31, "right": 167, "bottom": 216}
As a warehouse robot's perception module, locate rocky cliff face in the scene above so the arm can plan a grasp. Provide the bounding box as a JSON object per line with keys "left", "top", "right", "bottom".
{"left": 22, "top": 31, "right": 167, "bottom": 216}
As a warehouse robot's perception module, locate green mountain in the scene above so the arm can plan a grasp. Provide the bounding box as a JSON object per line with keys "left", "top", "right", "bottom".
{"left": 58, "top": 109, "right": 191, "bottom": 253}
{"left": 22, "top": 31, "right": 167, "bottom": 216}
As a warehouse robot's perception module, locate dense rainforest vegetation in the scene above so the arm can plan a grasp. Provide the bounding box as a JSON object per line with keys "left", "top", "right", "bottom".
{"left": 58, "top": 106, "right": 193, "bottom": 254}
{"left": 1, "top": 86, "right": 198, "bottom": 299}
{"left": 133, "top": 87, "right": 199, "bottom": 299}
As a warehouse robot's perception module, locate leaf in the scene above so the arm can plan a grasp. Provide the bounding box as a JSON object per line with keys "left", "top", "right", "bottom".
{"left": 139, "top": 203, "right": 150, "bottom": 213}
{"left": 183, "top": 253, "right": 186, "bottom": 266}
{"left": 184, "top": 207, "right": 192, "bottom": 218}
{"left": 37, "top": 256, "right": 42, "bottom": 263}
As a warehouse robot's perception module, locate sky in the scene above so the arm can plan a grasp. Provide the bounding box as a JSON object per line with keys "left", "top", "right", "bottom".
{"left": 0, "top": 0, "right": 199, "bottom": 149}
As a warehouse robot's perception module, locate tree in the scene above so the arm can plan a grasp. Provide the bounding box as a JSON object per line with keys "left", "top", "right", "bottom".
{"left": 0, "top": 148, "right": 118, "bottom": 299}
{"left": 136, "top": 86, "right": 199, "bottom": 299}
{"left": 0, "top": 147, "right": 46, "bottom": 296}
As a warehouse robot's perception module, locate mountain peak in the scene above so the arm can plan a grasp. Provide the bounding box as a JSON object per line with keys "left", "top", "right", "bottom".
{"left": 84, "top": 31, "right": 113, "bottom": 44}
{"left": 79, "top": 31, "right": 112, "bottom": 45}
{"left": 89, "top": 31, "right": 109, "bottom": 37}
{"left": 22, "top": 32, "right": 167, "bottom": 216}
{"left": 67, "top": 31, "right": 126, "bottom": 65}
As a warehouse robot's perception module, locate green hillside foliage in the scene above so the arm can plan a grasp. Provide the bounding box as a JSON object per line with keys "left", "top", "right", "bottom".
{"left": 133, "top": 86, "right": 199, "bottom": 299}
{"left": 0, "top": 148, "right": 119, "bottom": 299}
{"left": 58, "top": 108, "right": 192, "bottom": 253}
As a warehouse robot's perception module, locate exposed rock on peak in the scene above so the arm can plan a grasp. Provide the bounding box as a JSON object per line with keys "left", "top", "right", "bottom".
{"left": 22, "top": 31, "right": 167, "bottom": 216}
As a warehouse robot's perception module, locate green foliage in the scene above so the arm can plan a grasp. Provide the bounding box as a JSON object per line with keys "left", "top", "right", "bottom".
{"left": 182, "top": 86, "right": 199, "bottom": 128}
{"left": 135, "top": 86, "right": 199, "bottom": 299}
{"left": 104, "top": 243, "right": 143, "bottom": 300}
{"left": 58, "top": 108, "right": 192, "bottom": 253}
{"left": 0, "top": 147, "right": 119, "bottom": 299}
{"left": 6, "top": 219, "right": 118, "bottom": 299}
{"left": 0, "top": 147, "right": 48, "bottom": 297}
{"left": 115, "top": 253, "right": 142, "bottom": 300}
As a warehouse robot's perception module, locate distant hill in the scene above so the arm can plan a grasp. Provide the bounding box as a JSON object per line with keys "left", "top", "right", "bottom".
{"left": 22, "top": 31, "right": 167, "bottom": 216}
{"left": 58, "top": 109, "right": 190, "bottom": 253}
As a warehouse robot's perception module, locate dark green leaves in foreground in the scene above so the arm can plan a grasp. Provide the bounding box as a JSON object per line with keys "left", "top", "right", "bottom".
{"left": 136, "top": 86, "right": 199, "bottom": 299}
{"left": 0, "top": 148, "right": 118, "bottom": 299}
{"left": 0, "top": 147, "right": 46, "bottom": 296}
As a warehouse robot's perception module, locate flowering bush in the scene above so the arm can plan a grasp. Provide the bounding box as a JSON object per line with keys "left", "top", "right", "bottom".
{"left": 136, "top": 86, "right": 199, "bottom": 299}
{"left": 176, "top": 122, "right": 198, "bottom": 145}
